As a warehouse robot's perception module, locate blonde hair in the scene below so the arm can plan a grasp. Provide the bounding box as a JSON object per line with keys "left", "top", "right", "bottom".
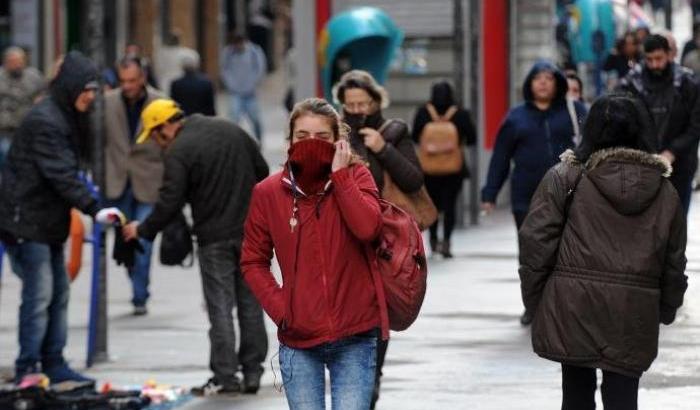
{"left": 332, "top": 69, "right": 390, "bottom": 109}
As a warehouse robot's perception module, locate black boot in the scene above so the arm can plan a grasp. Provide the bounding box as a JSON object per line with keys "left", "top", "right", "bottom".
{"left": 441, "top": 241, "right": 453, "bottom": 258}
{"left": 429, "top": 238, "right": 440, "bottom": 255}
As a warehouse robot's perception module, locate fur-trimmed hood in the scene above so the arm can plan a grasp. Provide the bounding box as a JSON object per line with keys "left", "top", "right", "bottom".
{"left": 560, "top": 148, "right": 672, "bottom": 215}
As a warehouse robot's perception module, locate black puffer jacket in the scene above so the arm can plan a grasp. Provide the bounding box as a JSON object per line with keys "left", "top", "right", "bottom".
{"left": 618, "top": 63, "right": 700, "bottom": 177}
{"left": 519, "top": 148, "right": 687, "bottom": 377}
{"left": 0, "top": 51, "right": 100, "bottom": 244}
{"left": 349, "top": 115, "right": 424, "bottom": 194}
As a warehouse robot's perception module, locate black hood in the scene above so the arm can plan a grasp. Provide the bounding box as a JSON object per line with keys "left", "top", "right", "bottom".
{"left": 50, "top": 51, "right": 98, "bottom": 111}
{"left": 522, "top": 60, "right": 568, "bottom": 104}
{"left": 430, "top": 81, "right": 455, "bottom": 113}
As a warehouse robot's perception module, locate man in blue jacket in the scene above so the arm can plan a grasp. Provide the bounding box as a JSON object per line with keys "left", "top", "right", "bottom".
{"left": 220, "top": 33, "right": 267, "bottom": 142}
{"left": 481, "top": 61, "right": 586, "bottom": 325}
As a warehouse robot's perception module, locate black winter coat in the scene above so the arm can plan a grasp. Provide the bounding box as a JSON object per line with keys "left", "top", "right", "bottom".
{"left": 519, "top": 148, "right": 687, "bottom": 377}
{"left": 0, "top": 51, "right": 99, "bottom": 244}
{"left": 348, "top": 115, "right": 424, "bottom": 194}
{"left": 618, "top": 63, "right": 700, "bottom": 178}
{"left": 137, "top": 115, "right": 269, "bottom": 246}
{"left": 170, "top": 71, "right": 216, "bottom": 116}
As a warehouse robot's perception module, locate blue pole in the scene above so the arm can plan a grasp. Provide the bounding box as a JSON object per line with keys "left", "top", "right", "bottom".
{"left": 83, "top": 177, "right": 108, "bottom": 368}
{"left": 86, "top": 221, "right": 102, "bottom": 368}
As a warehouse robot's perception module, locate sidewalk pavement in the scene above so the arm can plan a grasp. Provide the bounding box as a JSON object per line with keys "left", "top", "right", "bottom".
{"left": 1, "top": 71, "right": 699, "bottom": 409}
{"left": 1, "top": 198, "right": 698, "bottom": 409}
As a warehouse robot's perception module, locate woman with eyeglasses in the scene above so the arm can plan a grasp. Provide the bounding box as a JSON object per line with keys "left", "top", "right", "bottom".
{"left": 333, "top": 69, "right": 423, "bottom": 409}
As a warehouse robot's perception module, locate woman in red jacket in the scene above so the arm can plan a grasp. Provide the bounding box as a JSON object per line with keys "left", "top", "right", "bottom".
{"left": 241, "top": 98, "right": 389, "bottom": 410}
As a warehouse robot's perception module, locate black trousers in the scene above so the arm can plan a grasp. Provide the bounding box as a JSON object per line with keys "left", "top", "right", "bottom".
{"left": 561, "top": 364, "right": 639, "bottom": 410}
{"left": 425, "top": 174, "right": 463, "bottom": 242}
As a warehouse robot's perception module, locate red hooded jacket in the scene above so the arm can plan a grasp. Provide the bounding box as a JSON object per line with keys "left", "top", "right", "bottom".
{"left": 241, "top": 164, "right": 390, "bottom": 348}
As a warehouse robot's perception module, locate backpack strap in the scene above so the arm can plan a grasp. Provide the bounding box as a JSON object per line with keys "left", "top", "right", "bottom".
{"left": 427, "top": 104, "right": 458, "bottom": 122}
{"left": 564, "top": 167, "right": 584, "bottom": 217}
{"left": 426, "top": 104, "right": 440, "bottom": 121}
{"left": 442, "top": 106, "right": 458, "bottom": 121}
{"left": 566, "top": 98, "right": 581, "bottom": 146}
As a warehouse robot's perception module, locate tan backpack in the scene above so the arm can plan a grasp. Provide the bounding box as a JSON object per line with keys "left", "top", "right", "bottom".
{"left": 417, "top": 104, "right": 463, "bottom": 175}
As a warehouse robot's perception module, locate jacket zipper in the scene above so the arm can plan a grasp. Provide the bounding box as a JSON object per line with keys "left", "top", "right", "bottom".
{"left": 544, "top": 115, "right": 554, "bottom": 161}
{"left": 314, "top": 196, "right": 335, "bottom": 337}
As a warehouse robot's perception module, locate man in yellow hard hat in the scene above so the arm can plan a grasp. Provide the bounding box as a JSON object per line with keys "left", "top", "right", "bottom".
{"left": 134, "top": 98, "right": 184, "bottom": 146}
{"left": 124, "top": 98, "right": 270, "bottom": 396}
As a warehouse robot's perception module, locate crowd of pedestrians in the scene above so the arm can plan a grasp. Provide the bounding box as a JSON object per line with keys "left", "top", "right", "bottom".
{"left": 0, "top": 23, "right": 695, "bottom": 410}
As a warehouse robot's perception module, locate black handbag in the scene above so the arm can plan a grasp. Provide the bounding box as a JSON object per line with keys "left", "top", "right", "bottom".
{"left": 159, "top": 211, "right": 194, "bottom": 267}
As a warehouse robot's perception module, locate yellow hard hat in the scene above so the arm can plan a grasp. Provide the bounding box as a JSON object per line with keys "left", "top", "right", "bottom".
{"left": 135, "top": 99, "right": 183, "bottom": 144}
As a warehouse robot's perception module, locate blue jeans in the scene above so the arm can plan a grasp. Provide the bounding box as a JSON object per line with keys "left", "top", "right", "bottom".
{"left": 108, "top": 185, "right": 154, "bottom": 306}
{"left": 279, "top": 330, "right": 377, "bottom": 410}
{"left": 229, "top": 93, "right": 262, "bottom": 142}
{"left": 6, "top": 241, "right": 69, "bottom": 372}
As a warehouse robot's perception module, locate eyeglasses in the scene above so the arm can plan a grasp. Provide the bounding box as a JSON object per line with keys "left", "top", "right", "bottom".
{"left": 343, "top": 100, "right": 373, "bottom": 111}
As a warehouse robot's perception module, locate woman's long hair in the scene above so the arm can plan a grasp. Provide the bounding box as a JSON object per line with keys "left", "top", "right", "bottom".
{"left": 575, "top": 92, "right": 657, "bottom": 162}
{"left": 287, "top": 98, "right": 350, "bottom": 142}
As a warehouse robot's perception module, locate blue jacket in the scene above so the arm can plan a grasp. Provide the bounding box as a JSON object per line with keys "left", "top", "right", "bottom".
{"left": 220, "top": 42, "right": 267, "bottom": 96}
{"left": 482, "top": 61, "right": 586, "bottom": 213}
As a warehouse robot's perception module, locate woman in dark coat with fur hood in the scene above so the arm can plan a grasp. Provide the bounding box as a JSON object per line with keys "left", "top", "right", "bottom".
{"left": 519, "top": 93, "right": 688, "bottom": 410}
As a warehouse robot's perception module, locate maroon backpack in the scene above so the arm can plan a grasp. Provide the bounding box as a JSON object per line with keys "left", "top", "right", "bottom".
{"left": 373, "top": 199, "right": 428, "bottom": 331}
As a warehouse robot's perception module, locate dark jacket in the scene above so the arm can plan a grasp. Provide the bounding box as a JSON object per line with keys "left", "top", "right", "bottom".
{"left": 137, "top": 114, "right": 268, "bottom": 246}
{"left": 170, "top": 71, "right": 216, "bottom": 116}
{"left": 519, "top": 148, "right": 687, "bottom": 377}
{"left": 618, "top": 63, "right": 700, "bottom": 177}
{"left": 482, "top": 61, "right": 586, "bottom": 213}
{"left": 0, "top": 51, "right": 99, "bottom": 244}
{"left": 349, "top": 115, "right": 424, "bottom": 194}
{"left": 241, "top": 165, "right": 388, "bottom": 348}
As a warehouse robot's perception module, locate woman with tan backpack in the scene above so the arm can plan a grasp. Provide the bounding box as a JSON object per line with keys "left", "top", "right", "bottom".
{"left": 412, "top": 81, "right": 476, "bottom": 258}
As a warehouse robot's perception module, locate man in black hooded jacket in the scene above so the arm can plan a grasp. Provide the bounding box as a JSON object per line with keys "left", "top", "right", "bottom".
{"left": 618, "top": 34, "right": 700, "bottom": 214}
{"left": 0, "top": 51, "right": 118, "bottom": 383}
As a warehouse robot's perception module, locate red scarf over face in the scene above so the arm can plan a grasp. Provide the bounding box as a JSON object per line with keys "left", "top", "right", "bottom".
{"left": 287, "top": 138, "right": 336, "bottom": 195}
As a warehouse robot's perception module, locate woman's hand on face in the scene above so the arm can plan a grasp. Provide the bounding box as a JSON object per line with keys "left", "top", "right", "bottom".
{"left": 360, "top": 127, "right": 386, "bottom": 153}
{"left": 332, "top": 140, "right": 352, "bottom": 172}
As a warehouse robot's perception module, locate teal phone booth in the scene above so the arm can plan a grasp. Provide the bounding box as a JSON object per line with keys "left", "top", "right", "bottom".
{"left": 319, "top": 7, "right": 403, "bottom": 102}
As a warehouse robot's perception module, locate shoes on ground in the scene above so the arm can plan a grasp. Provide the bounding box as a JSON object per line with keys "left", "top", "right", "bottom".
{"left": 44, "top": 363, "right": 95, "bottom": 384}
{"left": 243, "top": 372, "right": 262, "bottom": 394}
{"left": 191, "top": 377, "right": 241, "bottom": 397}
{"left": 133, "top": 304, "right": 148, "bottom": 316}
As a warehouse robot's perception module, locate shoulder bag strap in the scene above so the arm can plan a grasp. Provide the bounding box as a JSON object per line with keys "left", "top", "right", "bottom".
{"left": 566, "top": 98, "right": 581, "bottom": 146}
{"left": 564, "top": 167, "right": 584, "bottom": 217}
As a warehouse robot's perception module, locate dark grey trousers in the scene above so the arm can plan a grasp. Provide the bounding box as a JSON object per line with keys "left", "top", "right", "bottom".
{"left": 197, "top": 239, "right": 268, "bottom": 385}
